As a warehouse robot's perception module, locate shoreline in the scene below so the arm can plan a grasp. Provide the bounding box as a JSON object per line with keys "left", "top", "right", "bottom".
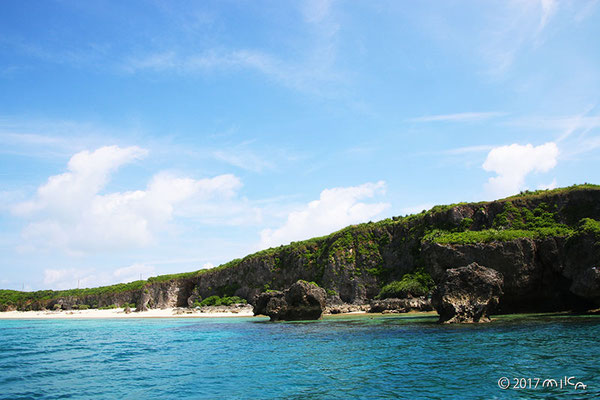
{"left": 0, "top": 307, "right": 257, "bottom": 319}
{"left": 0, "top": 307, "right": 439, "bottom": 320}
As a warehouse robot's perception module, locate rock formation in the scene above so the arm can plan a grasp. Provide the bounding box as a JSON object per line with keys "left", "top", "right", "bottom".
{"left": 253, "top": 280, "right": 327, "bottom": 321}
{"left": 369, "top": 297, "right": 432, "bottom": 313}
{"left": 431, "top": 262, "right": 504, "bottom": 323}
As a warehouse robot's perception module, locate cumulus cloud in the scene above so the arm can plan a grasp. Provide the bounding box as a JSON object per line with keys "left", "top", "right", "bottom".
{"left": 482, "top": 142, "right": 559, "bottom": 198}
{"left": 13, "top": 145, "right": 244, "bottom": 254}
{"left": 44, "top": 263, "right": 157, "bottom": 290}
{"left": 259, "top": 181, "right": 389, "bottom": 249}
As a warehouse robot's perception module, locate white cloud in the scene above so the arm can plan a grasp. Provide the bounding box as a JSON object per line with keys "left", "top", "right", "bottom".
{"left": 537, "top": 179, "right": 558, "bottom": 190}
{"left": 539, "top": 0, "right": 558, "bottom": 32}
{"left": 13, "top": 146, "right": 244, "bottom": 254}
{"left": 303, "top": 0, "right": 335, "bottom": 23}
{"left": 213, "top": 149, "right": 274, "bottom": 172}
{"left": 113, "top": 263, "right": 156, "bottom": 282}
{"left": 482, "top": 142, "right": 559, "bottom": 198}
{"left": 480, "top": 0, "right": 559, "bottom": 75}
{"left": 43, "top": 268, "right": 97, "bottom": 289}
{"left": 43, "top": 263, "right": 156, "bottom": 290}
{"left": 442, "top": 145, "right": 495, "bottom": 155}
{"left": 123, "top": 48, "right": 339, "bottom": 94}
{"left": 409, "top": 112, "right": 506, "bottom": 123}
{"left": 259, "top": 181, "right": 389, "bottom": 249}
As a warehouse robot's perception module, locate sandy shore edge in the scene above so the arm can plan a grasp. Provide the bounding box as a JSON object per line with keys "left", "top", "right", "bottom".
{"left": 0, "top": 307, "right": 256, "bottom": 319}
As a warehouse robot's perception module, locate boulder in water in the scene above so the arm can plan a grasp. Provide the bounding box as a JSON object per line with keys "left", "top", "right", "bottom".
{"left": 432, "top": 262, "right": 503, "bottom": 323}
{"left": 253, "top": 280, "right": 327, "bottom": 321}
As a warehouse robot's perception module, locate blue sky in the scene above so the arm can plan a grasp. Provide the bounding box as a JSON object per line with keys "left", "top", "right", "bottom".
{"left": 1, "top": 0, "right": 600, "bottom": 290}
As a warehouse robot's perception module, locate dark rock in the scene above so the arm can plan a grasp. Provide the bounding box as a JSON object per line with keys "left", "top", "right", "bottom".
{"left": 253, "top": 280, "right": 327, "bottom": 321}
{"left": 570, "top": 267, "right": 600, "bottom": 299}
{"left": 369, "top": 297, "right": 433, "bottom": 313}
{"left": 432, "top": 262, "right": 504, "bottom": 323}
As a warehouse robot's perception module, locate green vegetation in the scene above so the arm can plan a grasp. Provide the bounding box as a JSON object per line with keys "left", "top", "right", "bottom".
{"left": 425, "top": 200, "right": 575, "bottom": 245}
{"left": 425, "top": 227, "right": 573, "bottom": 245}
{"left": 504, "top": 183, "right": 600, "bottom": 200}
{"left": 376, "top": 268, "right": 435, "bottom": 299}
{"left": 197, "top": 295, "right": 247, "bottom": 307}
{"left": 298, "top": 280, "right": 320, "bottom": 287}
{"left": 577, "top": 217, "right": 600, "bottom": 236}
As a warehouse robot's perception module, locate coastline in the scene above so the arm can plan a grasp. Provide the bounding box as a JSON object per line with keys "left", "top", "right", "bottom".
{"left": 0, "top": 308, "right": 440, "bottom": 320}
{"left": 0, "top": 307, "right": 256, "bottom": 319}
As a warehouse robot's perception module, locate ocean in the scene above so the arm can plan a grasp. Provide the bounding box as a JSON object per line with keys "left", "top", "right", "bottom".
{"left": 0, "top": 313, "right": 598, "bottom": 399}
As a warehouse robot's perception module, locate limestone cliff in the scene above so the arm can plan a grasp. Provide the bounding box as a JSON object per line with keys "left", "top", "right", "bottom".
{"left": 2, "top": 184, "right": 600, "bottom": 314}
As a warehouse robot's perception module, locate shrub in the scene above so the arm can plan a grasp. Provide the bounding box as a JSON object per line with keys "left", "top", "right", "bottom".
{"left": 577, "top": 218, "right": 600, "bottom": 236}
{"left": 199, "top": 295, "right": 247, "bottom": 307}
{"left": 200, "top": 295, "right": 222, "bottom": 306}
{"left": 377, "top": 269, "right": 434, "bottom": 299}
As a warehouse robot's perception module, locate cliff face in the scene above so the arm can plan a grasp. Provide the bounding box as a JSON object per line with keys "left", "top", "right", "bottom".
{"left": 4, "top": 185, "right": 600, "bottom": 313}
{"left": 422, "top": 237, "right": 598, "bottom": 313}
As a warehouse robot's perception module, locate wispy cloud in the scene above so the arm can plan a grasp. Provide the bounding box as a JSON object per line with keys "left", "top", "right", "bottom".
{"left": 480, "top": 0, "right": 559, "bottom": 75}
{"left": 507, "top": 109, "right": 600, "bottom": 155}
{"left": 408, "top": 112, "right": 506, "bottom": 123}
{"left": 442, "top": 145, "right": 496, "bottom": 155}
{"left": 538, "top": 0, "right": 558, "bottom": 33}
{"left": 123, "top": 47, "right": 342, "bottom": 94}
{"left": 213, "top": 148, "right": 274, "bottom": 173}
{"left": 122, "top": 2, "right": 343, "bottom": 95}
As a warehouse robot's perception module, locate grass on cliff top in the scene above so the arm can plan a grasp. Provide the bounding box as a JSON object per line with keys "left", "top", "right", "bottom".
{"left": 424, "top": 227, "right": 573, "bottom": 245}
{"left": 501, "top": 183, "right": 600, "bottom": 201}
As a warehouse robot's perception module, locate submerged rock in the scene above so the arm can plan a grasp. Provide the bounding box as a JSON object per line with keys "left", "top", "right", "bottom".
{"left": 253, "top": 280, "right": 327, "bottom": 321}
{"left": 432, "top": 262, "right": 503, "bottom": 323}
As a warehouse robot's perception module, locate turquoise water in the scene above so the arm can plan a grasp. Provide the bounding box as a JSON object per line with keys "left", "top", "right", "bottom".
{"left": 0, "top": 313, "right": 598, "bottom": 399}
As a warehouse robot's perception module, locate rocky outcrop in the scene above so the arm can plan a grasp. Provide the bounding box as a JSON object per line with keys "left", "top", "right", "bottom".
{"left": 422, "top": 234, "right": 600, "bottom": 313}
{"left": 431, "top": 263, "right": 503, "bottom": 323}
{"left": 253, "top": 280, "right": 327, "bottom": 321}
{"left": 369, "top": 297, "right": 432, "bottom": 313}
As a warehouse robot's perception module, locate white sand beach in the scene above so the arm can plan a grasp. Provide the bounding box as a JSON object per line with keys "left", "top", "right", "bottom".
{"left": 0, "top": 307, "right": 256, "bottom": 319}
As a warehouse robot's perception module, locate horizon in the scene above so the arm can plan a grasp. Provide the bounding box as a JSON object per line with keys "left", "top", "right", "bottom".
{"left": 2, "top": 1, "right": 600, "bottom": 290}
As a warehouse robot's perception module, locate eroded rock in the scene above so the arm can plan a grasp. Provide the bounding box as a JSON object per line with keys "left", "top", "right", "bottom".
{"left": 369, "top": 297, "right": 433, "bottom": 313}
{"left": 432, "top": 262, "right": 503, "bottom": 323}
{"left": 253, "top": 280, "right": 327, "bottom": 321}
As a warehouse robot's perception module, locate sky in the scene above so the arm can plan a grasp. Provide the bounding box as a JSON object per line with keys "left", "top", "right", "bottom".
{"left": 1, "top": 0, "right": 600, "bottom": 291}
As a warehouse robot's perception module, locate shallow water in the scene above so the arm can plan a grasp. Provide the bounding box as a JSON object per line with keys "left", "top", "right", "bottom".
{"left": 0, "top": 313, "right": 598, "bottom": 399}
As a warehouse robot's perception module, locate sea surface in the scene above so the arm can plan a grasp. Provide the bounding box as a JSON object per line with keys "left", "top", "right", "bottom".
{"left": 0, "top": 313, "right": 598, "bottom": 399}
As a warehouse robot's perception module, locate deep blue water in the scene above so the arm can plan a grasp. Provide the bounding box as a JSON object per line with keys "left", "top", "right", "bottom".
{"left": 0, "top": 313, "right": 598, "bottom": 399}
